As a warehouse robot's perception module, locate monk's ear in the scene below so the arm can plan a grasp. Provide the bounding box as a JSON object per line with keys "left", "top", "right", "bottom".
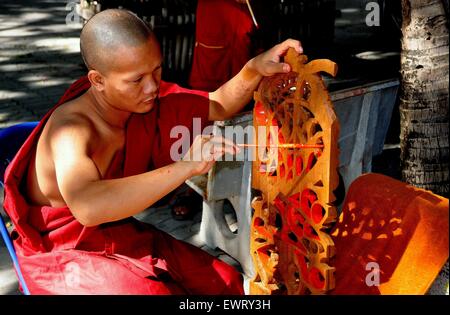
{"left": 87, "top": 70, "right": 105, "bottom": 92}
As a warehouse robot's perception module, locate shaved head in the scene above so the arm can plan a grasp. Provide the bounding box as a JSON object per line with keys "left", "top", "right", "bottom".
{"left": 80, "top": 9, "right": 154, "bottom": 73}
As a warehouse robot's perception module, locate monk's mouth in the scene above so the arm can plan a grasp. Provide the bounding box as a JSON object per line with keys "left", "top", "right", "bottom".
{"left": 142, "top": 98, "right": 155, "bottom": 104}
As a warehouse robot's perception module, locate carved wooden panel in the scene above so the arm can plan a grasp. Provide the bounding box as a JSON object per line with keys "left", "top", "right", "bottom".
{"left": 250, "top": 48, "right": 340, "bottom": 295}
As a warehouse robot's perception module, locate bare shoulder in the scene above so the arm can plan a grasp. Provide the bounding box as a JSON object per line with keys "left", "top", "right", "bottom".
{"left": 28, "top": 95, "right": 100, "bottom": 206}
{"left": 44, "top": 97, "right": 98, "bottom": 152}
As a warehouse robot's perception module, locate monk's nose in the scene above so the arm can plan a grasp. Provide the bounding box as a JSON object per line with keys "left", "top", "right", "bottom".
{"left": 142, "top": 75, "right": 158, "bottom": 95}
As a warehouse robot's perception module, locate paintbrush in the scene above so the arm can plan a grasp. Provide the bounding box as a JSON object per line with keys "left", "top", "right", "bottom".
{"left": 236, "top": 143, "right": 324, "bottom": 149}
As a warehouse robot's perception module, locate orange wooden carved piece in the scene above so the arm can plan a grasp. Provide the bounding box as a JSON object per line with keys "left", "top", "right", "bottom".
{"left": 250, "top": 48, "right": 340, "bottom": 294}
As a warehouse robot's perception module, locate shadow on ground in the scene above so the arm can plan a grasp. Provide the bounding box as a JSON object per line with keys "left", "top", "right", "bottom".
{"left": 0, "top": 0, "right": 86, "bottom": 127}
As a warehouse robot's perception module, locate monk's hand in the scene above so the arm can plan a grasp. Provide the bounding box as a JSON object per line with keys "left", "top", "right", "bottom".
{"left": 182, "top": 135, "right": 240, "bottom": 176}
{"left": 248, "top": 39, "right": 303, "bottom": 76}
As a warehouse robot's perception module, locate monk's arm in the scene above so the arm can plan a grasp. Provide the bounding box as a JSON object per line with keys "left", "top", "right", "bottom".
{"left": 51, "top": 123, "right": 235, "bottom": 227}
{"left": 208, "top": 39, "right": 303, "bottom": 121}
{"left": 50, "top": 121, "right": 196, "bottom": 227}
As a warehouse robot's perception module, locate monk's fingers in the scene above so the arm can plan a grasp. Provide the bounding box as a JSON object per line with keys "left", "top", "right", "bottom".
{"left": 212, "top": 148, "right": 234, "bottom": 161}
{"left": 194, "top": 134, "right": 207, "bottom": 143}
{"left": 213, "top": 145, "right": 237, "bottom": 157}
{"left": 201, "top": 142, "right": 216, "bottom": 161}
{"left": 199, "top": 144, "right": 236, "bottom": 161}
{"left": 212, "top": 150, "right": 224, "bottom": 161}
{"left": 201, "top": 142, "right": 229, "bottom": 161}
{"left": 207, "top": 136, "right": 240, "bottom": 153}
{"left": 204, "top": 143, "right": 232, "bottom": 158}
{"left": 212, "top": 143, "right": 240, "bottom": 156}
{"left": 275, "top": 38, "right": 303, "bottom": 55}
{"left": 199, "top": 134, "right": 213, "bottom": 145}
{"left": 192, "top": 134, "right": 212, "bottom": 144}
{"left": 264, "top": 61, "right": 291, "bottom": 74}
{"left": 202, "top": 134, "right": 214, "bottom": 140}
{"left": 254, "top": 39, "right": 303, "bottom": 76}
{"left": 203, "top": 160, "right": 216, "bottom": 173}
{"left": 209, "top": 135, "right": 236, "bottom": 147}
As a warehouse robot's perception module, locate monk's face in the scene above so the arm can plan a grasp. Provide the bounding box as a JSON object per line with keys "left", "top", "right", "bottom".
{"left": 100, "top": 35, "right": 162, "bottom": 113}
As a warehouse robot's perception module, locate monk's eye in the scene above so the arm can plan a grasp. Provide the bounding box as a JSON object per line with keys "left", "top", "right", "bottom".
{"left": 132, "top": 77, "right": 143, "bottom": 83}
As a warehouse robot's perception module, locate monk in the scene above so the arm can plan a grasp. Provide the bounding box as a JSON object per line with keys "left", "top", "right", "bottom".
{"left": 3, "top": 9, "right": 302, "bottom": 294}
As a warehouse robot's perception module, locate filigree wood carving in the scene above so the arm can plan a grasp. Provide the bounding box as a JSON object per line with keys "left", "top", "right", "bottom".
{"left": 250, "top": 48, "right": 340, "bottom": 295}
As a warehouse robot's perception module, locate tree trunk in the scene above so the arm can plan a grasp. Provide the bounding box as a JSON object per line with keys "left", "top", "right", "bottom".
{"left": 400, "top": 0, "right": 449, "bottom": 196}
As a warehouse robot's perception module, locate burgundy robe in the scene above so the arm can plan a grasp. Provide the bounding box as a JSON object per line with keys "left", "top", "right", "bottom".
{"left": 3, "top": 76, "right": 244, "bottom": 295}
{"left": 188, "top": 0, "right": 254, "bottom": 91}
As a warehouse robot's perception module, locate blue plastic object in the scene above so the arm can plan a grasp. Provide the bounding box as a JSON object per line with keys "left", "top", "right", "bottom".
{"left": 0, "top": 121, "right": 38, "bottom": 295}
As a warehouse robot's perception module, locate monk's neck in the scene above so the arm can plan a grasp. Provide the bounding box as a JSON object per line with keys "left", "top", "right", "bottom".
{"left": 85, "top": 88, "right": 131, "bottom": 129}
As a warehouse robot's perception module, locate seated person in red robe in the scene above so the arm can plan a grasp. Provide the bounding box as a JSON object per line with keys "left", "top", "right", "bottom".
{"left": 3, "top": 9, "right": 302, "bottom": 294}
